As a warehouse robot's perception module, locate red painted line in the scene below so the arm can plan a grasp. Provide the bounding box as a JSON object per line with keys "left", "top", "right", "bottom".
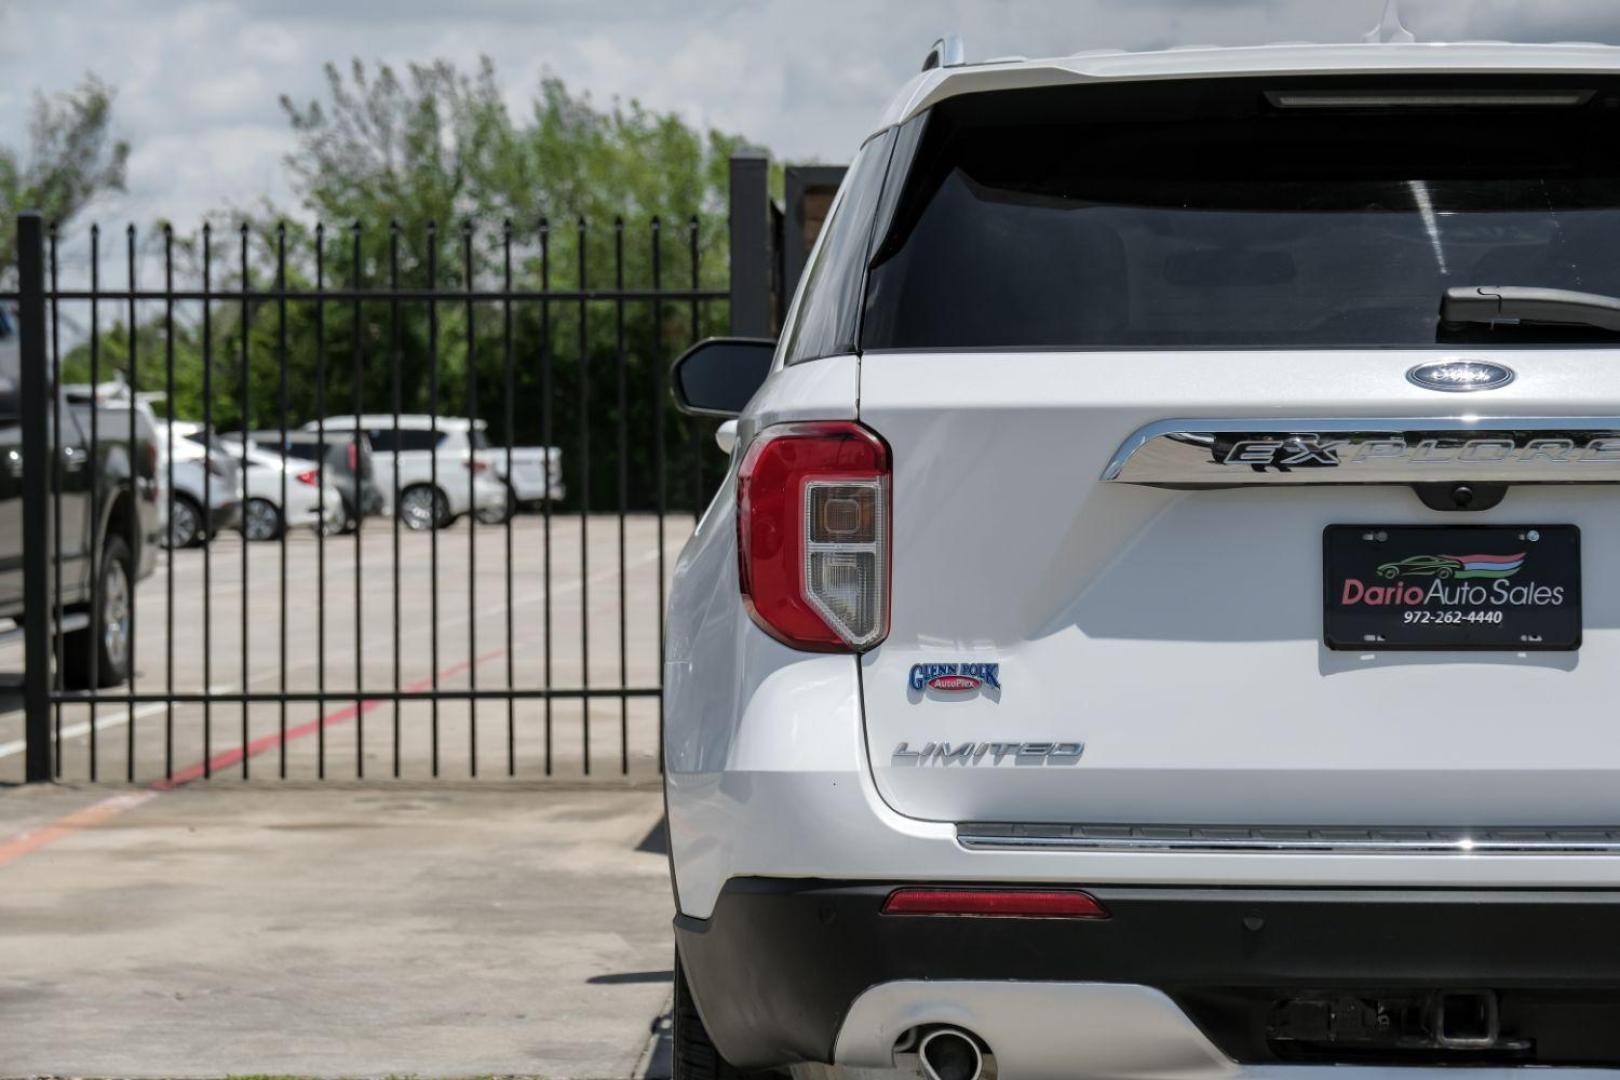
{"left": 1, "top": 646, "right": 508, "bottom": 867}
{"left": 0, "top": 791, "right": 156, "bottom": 870}
{"left": 151, "top": 647, "right": 506, "bottom": 790}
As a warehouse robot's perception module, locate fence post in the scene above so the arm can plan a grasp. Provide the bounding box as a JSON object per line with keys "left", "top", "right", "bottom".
{"left": 17, "top": 213, "right": 52, "bottom": 783}
{"left": 728, "top": 150, "right": 772, "bottom": 337}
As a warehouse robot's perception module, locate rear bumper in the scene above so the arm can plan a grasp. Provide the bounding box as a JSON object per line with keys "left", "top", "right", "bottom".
{"left": 675, "top": 878, "right": 1620, "bottom": 1072}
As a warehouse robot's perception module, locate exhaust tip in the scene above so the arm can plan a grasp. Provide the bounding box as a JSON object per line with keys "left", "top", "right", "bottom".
{"left": 918, "top": 1027, "right": 986, "bottom": 1080}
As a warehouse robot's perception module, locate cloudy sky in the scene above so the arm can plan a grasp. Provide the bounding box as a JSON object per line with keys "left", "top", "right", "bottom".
{"left": 6, "top": 0, "right": 1620, "bottom": 231}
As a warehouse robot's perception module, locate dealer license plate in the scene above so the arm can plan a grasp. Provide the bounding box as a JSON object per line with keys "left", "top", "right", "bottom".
{"left": 1323, "top": 525, "right": 1580, "bottom": 651}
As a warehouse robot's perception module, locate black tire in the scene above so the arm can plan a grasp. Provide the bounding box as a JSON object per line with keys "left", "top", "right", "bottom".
{"left": 243, "top": 497, "right": 284, "bottom": 542}
{"left": 61, "top": 533, "right": 133, "bottom": 690}
{"left": 167, "top": 493, "right": 205, "bottom": 549}
{"left": 475, "top": 483, "right": 517, "bottom": 525}
{"left": 398, "top": 484, "right": 451, "bottom": 531}
{"left": 336, "top": 494, "right": 360, "bottom": 534}
{"left": 673, "top": 950, "right": 766, "bottom": 1080}
{"left": 317, "top": 499, "right": 349, "bottom": 536}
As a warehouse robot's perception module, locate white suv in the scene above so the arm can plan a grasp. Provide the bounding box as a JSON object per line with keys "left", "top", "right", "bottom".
{"left": 307, "top": 415, "right": 508, "bottom": 529}
{"left": 664, "top": 39, "right": 1620, "bottom": 1080}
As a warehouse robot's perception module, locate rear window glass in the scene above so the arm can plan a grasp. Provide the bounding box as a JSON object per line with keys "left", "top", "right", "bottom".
{"left": 274, "top": 442, "right": 321, "bottom": 462}
{"left": 862, "top": 78, "right": 1620, "bottom": 350}
{"left": 368, "top": 428, "right": 442, "bottom": 452}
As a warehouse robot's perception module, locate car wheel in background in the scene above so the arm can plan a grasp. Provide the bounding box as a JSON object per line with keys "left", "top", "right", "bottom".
{"left": 317, "top": 501, "right": 350, "bottom": 536}
{"left": 166, "top": 494, "right": 205, "bottom": 549}
{"left": 475, "top": 483, "right": 517, "bottom": 525}
{"left": 243, "top": 498, "right": 284, "bottom": 541}
{"left": 398, "top": 484, "right": 450, "bottom": 531}
{"left": 61, "top": 533, "right": 133, "bottom": 689}
{"left": 335, "top": 496, "right": 359, "bottom": 534}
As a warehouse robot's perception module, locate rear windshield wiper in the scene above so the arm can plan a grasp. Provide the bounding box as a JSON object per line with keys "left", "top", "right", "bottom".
{"left": 1442, "top": 285, "right": 1620, "bottom": 333}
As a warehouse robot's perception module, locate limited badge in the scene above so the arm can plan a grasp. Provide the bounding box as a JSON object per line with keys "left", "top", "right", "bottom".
{"left": 909, "top": 662, "right": 1000, "bottom": 693}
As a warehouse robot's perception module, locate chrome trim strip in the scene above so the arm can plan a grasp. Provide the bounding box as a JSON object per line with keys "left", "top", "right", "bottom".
{"left": 958, "top": 824, "right": 1620, "bottom": 855}
{"left": 1101, "top": 416, "right": 1620, "bottom": 487}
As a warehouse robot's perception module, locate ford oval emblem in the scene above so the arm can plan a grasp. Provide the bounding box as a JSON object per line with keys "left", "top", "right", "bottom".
{"left": 1407, "top": 360, "right": 1515, "bottom": 393}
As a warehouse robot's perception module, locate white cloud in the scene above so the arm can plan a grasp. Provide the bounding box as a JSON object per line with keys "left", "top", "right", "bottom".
{"left": 6, "top": 0, "right": 1620, "bottom": 245}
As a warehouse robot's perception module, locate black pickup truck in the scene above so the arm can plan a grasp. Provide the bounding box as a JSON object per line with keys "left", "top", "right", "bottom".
{"left": 0, "top": 308, "right": 160, "bottom": 687}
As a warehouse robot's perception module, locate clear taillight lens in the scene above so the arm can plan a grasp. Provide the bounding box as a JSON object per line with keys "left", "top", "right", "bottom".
{"left": 737, "top": 421, "right": 890, "bottom": 652}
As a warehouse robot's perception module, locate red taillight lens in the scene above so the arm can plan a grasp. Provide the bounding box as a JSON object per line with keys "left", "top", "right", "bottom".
{"left": 295, "top": 469, "right": 319, "bottom": 486}
{"left": 465, "top": 459, "right": 489, "bottom": 473}
{"left": 346, "top": 442, "right": 358, "bottom": 470}
{"left": 881, "top": 889, "right": 1109, "bottom": 920}
{"left": 737, "top": 421, "right": 890, "bottom": 652}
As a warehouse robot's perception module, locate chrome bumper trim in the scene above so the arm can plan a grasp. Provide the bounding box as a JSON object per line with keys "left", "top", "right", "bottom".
{"left": 957, "top": 824, "right": 1620, "bottom": 855}
{"left": 1101, "top": 416, "right": 1620, "bottom": 487}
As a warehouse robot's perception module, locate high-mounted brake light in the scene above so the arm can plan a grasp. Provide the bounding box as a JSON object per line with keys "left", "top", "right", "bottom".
{"left": 881, "top": 888, "right": 1110, "bottom": 920}
{"left": 737, "top": 421, "right": 890, "bottom": 652}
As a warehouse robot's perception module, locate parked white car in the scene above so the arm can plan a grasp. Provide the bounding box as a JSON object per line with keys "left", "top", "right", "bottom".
{"left": 214, "top": 434, "right": 347, "bottom": 540}
{"left": 472, "top": 428, "right": 565, "bottom": 519}
{"left": 305, "top": 415, "right": 509, "bottom": 530}
{"left": 662, "top": 35, "right": 1620, "bottom": 1080}
{"left": 150, "top": 420, "right": 243, "bottom": 549}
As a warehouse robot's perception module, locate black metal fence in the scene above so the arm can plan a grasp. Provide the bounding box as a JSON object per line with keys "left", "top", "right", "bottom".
{"left": 3, "top": 156, "right": 784, "bottom": 784}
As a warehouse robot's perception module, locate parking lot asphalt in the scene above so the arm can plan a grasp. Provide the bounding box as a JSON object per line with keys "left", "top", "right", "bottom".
{"left": 0, "top": 513, "right": 695, "bottom": 785}
{"left": 0, "top": 780, "right": 674, "bottom": 1078}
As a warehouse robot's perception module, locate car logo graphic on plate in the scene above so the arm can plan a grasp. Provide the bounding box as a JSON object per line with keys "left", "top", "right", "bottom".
{"left": 1407, "top": 360, "right": 1515, "bottom": 393}
{"left": 909, "top": 662, "right": 1000, "bottom": 693}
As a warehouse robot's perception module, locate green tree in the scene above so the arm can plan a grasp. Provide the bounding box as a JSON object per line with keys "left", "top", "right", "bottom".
{"left": 69, "top": 59, "right": 758, "bottom": 512}
{"left": 0, "top": 75, "right": 129, "bottom": 284}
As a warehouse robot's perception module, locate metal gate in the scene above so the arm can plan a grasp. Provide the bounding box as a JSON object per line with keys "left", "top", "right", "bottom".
{"left": 2, "top": 156, "right": 781, "bottom": 784}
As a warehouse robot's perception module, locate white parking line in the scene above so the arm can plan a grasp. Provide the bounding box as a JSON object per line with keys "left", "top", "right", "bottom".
{"left": 0, "top": 685, "right": 234, "bottom": 761}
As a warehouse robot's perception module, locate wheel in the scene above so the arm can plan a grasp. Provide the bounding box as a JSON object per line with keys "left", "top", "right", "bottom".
{"left": 1378, "top": 565, "right": 1399, "bottom": 580}
{"left": 318, "top": 500, "right": 350, "bottom": 536}
{"left": 243, "top": 497, "right": 284, "bottom": 541}
{"left": 475, "top": 483, "right": 517, "bottom": 525}
{"left": 335, "top": 495, "right": 360, "bottom": 534}
{"left": 673, "top": 949, "right": 773, "bottom": 1080}
{"left": 61, "top": 533, "right": 133, "bottom": 689}
{"left": 166, "top": 494, "right": 204, "bottom": 549}
{"left": 398, "top": 484, "right": 450, "bottom": 531}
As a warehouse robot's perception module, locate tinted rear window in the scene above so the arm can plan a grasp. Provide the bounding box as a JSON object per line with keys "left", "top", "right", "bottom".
{"left": 368, "top": 428, "right": 442, "bottom": 452}
{"left": 862, "top": 77, "right": 1620, "bottom": 350}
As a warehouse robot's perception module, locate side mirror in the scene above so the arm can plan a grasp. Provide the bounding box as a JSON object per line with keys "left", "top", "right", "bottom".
{"left": 670, "top": 337, "right": 776, "bottom": 418}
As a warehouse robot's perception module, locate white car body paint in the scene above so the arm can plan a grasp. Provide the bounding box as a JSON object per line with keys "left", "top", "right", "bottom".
{"left": 664, "top": 38, "right": 1620, "bottom": 1076}
{"left": 308, "top": 414, "right": 508, "bottom": 520}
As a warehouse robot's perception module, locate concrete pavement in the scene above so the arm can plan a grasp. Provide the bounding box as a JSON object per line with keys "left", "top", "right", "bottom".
{"left": 0, "top": 781, "right": 675, "bottom": 1078}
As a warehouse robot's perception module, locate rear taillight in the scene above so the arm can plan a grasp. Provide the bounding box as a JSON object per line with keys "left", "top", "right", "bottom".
{"left": 295, "top": 469, "right": 319, "bottom": 487}
{"left": 143, "top": 442, "right": 158, "bottom": 477}
{"left": 465, "top": 459, "right": 489, "bottom": 473}
{"left": 346, "top": 442, "right": 358, "bottom": 471}
{"left": 736, "top": 421, "right": 890, "bottom": 652}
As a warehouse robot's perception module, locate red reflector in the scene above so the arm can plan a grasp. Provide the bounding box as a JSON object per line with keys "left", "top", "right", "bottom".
{"left": 881, "top": 888, "right": 1109, "bottom": 919}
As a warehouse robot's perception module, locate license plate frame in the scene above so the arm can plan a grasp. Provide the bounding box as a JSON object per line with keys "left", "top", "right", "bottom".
{"left": 1323, "top": 525, "right": 1581, "bottom": 651}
